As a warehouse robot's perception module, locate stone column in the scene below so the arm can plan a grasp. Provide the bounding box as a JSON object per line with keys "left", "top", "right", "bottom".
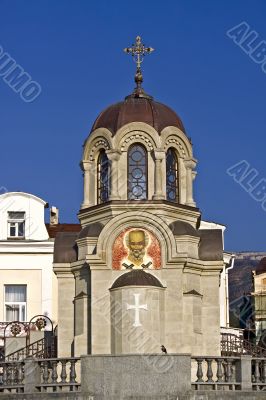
{"left": 184, "top": 158, "right": 197, "bottom": 207}
{"left": 106, "top": 150, "right": 121, "bottom": 200}
{"left": 80, "top": 160, "right": 94, "bottom": 209}
{"left": 24, "top": 358, "right": 41, "bottom": 393}
{"left": 53, "top": 263, "right": 75, "bottom": 357}
{"left": 235, "top": 356, "right": 252, "bottom": 391}
{"left": 152, "top": 149, "right": 165, "bottom": 200}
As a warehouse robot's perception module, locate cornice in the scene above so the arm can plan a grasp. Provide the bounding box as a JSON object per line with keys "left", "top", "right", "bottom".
{"left": 0, "top": 240, "right": 54, "bottom": 254}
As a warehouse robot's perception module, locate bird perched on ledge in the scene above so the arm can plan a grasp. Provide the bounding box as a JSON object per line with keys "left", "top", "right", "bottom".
{"left": 161, "top": 345, "right": 167, "bottom": 354}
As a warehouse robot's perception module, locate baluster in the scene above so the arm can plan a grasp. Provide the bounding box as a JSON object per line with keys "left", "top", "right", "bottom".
{"left": 60, "top": 360, "right": 67, "bottom": 383}
{"left": 70, "top": 360, "right": 77, "bottom": 383}
{"left": 41, "top": 339, "right": 44, "bottom": 357}
{"left": 196, "top": 359, "right": 204, "bottom": 382}
{"left": 261, "top": 360, "right": 266, "bottom": 383}
{"left": 216, "top": 358, "right": 224, "bottom": 382}
{"left": 2, "top": 364, "right": 8, "bottom": 385}
{"left": 254, "top": 360, "right": 260, "bottom": 383}
{"left": 225, "top": 359, "right": 232, "bottom": 382}
{"left": 0, "top": 365, "right": 3, "bottom": 385}
{"left": 51, "top": 361, "right": 58, "bottom": 384}
{"left": 42, "top": 361, "right": 49, "bottom": 384}
{"left": 9, "top": 364, "right": 15, "bottom": 385}
{"left": 17, "top": 363, "right": 24, "bottom": 385}
{"left": 206, "top": 358, "right": 213, "bottom": 382}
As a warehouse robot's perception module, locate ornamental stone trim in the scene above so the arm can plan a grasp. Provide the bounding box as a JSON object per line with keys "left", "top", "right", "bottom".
{"left": 88, "top": 139, "right": 110, "bottom": 161}
{"left": 120, "top": 133, "right": 154, "bottom": 151}
{"left": 164, "top": 137, "right": 187, "bottom": 157}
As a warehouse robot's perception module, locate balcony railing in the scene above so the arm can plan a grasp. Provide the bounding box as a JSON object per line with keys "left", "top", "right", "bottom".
{"left": 0, "top": 355, "right": 265, "bottom": 395}
{"left": 0, "top": 357, "right": 80, "bottom": 394}
{"left": 36, "top": 358, "right": 81, "bottom": 393}
{"left": 192, "top": 356, "right": 241, "bottom": 390}
{"left": 192, "top": 356, "right": 266, "bottom": 391}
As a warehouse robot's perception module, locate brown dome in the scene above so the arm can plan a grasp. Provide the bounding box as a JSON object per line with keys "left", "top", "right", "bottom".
{"left": 111, "top": 270, "right": 163, "bottom": 289}
{"left": 91, "top": 94, "right": 186, "bottom": 135}
{"left": 256, "top": 257, "right": 266, "bottom": 275}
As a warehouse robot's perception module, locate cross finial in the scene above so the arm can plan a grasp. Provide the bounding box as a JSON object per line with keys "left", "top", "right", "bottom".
{"left": 124, "top": 36, "right": 154, "bottom": 95}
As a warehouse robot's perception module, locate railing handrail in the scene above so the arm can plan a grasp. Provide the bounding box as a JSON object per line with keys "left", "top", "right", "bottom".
{"left": 0, "top": 356, "right": 81, "bottom": 366}
{"left": 5, "top": 337, "right": 46, "bottom": 361}
{"left": 221, "top": 332, "right": 266, "bottom": 357}
{"left": 192, "top": 355, "right": 241, "bottom": 360}
{"left": 36, "top": 356, "right": 81, "bottom": 362}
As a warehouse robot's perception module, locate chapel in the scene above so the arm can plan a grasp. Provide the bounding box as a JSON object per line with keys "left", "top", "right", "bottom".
{"left": 53, "top": 37, "right": 224, "bottom": 358}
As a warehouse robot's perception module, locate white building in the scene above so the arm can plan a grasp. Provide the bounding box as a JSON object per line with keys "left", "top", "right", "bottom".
{"left": 0, "top": 192, "right": 57, "bottom": 325}
{"left": 199, "top": 220, "right": 235, "bottom": 329}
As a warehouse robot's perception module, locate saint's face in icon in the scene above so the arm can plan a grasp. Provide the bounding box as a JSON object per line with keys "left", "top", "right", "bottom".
{"left": 112, "top": 227, "right": 161, "bottom": 270}
{"left": 124, "top": 230, "right": 149, "bottom": 267}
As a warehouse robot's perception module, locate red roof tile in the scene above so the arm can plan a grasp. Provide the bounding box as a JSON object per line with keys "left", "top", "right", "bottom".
{"left": 45, "top": 223, "right": 81, "bottom": 238}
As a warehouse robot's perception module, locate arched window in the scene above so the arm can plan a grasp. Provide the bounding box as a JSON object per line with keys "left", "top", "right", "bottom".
{"left": 97, "top": 150, "right": 110, "bottom": 204}
{"left": 128, "top": 144, "right": 147, "bottom": 200}
{"left": 166, "top": 148, "right": 179, "bottom": 202}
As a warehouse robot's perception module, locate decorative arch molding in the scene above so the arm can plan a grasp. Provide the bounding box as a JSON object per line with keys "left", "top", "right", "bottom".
{"left": 120, "top": 132, "right": 154, "bottom": 152}
{"left": 96, "top": 210, "right": 177, "bottom": 268}
{"left": 83, "top": 129, "right": 113, "bottom": 161}
{"left": 161, "top": 127, "right": 193, "bottom": 158}
{"left": 114, "top": 122, "right": 161, "bottom": 151}
{"left": 164, "top": 137, "right": 187, "bottom": 158}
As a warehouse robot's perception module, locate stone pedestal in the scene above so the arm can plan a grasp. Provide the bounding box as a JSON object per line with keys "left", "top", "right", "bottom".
{"left": 81, "top": 354, "right": 191, "bottom": 399}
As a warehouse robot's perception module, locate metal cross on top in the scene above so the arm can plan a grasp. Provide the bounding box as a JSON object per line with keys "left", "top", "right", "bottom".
{"left": 124, "top": 36, "right": 154, "bottom": 92}
{"left": 124, "top": 36, "right": 154, "bottom": 70}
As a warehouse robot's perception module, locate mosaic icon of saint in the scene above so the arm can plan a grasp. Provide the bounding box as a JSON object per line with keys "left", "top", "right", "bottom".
{"left": 122, "top": 229, "right": 153, "bottom": 269}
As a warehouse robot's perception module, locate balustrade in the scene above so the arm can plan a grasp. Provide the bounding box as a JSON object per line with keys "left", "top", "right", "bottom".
{"left": 0, "top": 357, "right": 80, "bottom": 394}
{"left": 0, "top": 361, "right": 25, "bottom": 393}
{"left": 192, "top": 356, "right": 240, "bottom": 390}
{"left": 0, "top": 355, "right": 265, "bottom": 395}
{"left": 252, "top": 358, "right": 266, "bottom": 391}
{"left": 36, "top": 357, "right": 81, "bottom": 392}
{"left": 192, "top": 356, "right": 266, "bottom": 391}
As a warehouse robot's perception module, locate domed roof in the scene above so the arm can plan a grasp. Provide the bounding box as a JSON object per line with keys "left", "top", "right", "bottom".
{"left": 169, "top": 220, "right": 199, "bottom": 237}
{"left": 256, "top": 257, "right": 266, "bottom": 275}
{"left": 77, "top": 222, "right": 103, "bottom": 239}
{"left": 91, "top": 93, "right": 186, "bottom": 135}
{"left": 111, "top": 270, "right": 163, "bottom": 289}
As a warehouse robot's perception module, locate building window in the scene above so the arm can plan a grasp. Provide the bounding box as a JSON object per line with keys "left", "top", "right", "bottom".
{"left": 5, "top": 285, "right": 27, "bottom": 322}
{"left": 166, "top": 148, "right": 179, "bottom": 202}
{"left": 97, "top": 150, "right": 110, "bottom": 204}
{"left": 7, "top": 212, "right": 25, "bottom": 238}
{"left": 128, "top": 144, "right": 147, "bottom": 200}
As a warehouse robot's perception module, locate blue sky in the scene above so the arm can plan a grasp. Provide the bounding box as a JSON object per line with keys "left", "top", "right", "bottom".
{"left": 0, "top": 0, "right": 266, "bottom": 251}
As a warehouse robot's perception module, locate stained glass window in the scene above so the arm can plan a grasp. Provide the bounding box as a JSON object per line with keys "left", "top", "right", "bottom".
{"left": 166, "top": 148, "right": 179, "bottom": 202}
{"left": 97, "top": 150, "right": 110, "bottom": 204}
{"left": 128, "top": 144, "right": 147, "bottom": 200}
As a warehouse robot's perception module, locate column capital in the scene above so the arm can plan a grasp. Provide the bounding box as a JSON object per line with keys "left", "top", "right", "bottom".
{"left": 153, "top": 149, "right": 165, "bottom": 161}
{"left": 106, "top": 149, "right": 121, "bottom": 161}
{"left": 80, "top": 160, "right": 93, "bottom": 172}
{"left": 184, "top": 157, "right": 197, "bottom": 169}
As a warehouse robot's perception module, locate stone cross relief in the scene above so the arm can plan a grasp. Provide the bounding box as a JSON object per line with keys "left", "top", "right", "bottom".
{"left": 126, "top": 293, "right": 148, "bottom": 327}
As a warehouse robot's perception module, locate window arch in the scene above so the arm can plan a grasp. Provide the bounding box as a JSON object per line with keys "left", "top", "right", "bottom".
{"left": 97, "top": 150, "right": 110, "bottom": 204}
{"left": 128, "top": 144, "right": 147, "bottom": 200}
{"left": 166, "top": 148, "right": 179, "bottom": 202}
